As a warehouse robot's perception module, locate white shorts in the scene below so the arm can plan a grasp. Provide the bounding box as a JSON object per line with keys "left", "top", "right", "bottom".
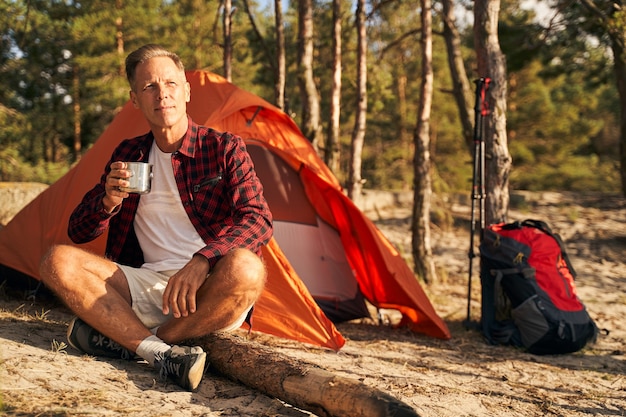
{"left": 117, "top": 264, "right": 251, "bottom": 332}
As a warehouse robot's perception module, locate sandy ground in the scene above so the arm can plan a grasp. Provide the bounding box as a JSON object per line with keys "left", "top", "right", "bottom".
{"left": 0, "top": 191, "right": 625, "bottom": 416}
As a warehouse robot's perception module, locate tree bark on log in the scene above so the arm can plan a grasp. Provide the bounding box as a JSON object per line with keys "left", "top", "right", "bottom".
{"left": 195, "top": 333, "right": 419, "bottom": 417}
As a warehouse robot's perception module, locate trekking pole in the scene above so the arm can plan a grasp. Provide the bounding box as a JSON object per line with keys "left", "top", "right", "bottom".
{"left": 465, "top": 77, "right": 491, "bottom": 328}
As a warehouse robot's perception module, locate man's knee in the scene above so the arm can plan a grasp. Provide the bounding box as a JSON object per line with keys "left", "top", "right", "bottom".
{"left": 40, "top": 244, "right": 74, "bottom": 277}
{"left": 39, "top": 244, "right": 98, "bottom": 288}
{"left": 222, "top": 248, "right": 266, "bottom": 291}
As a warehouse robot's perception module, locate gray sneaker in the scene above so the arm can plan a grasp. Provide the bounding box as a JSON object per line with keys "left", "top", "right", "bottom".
{"left": 67, "top": 317, "right": 134, "bottom": 360}
{"left": 154, "top": 345, "right": 207, "bottom": 392}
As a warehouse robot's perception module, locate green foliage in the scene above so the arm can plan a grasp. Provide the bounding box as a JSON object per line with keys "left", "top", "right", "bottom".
{"left": 498, "top": 0, "right": 545, "bottom": 72}
{"left": 510, "top": 154, "right": 619, "bottom": 192}
{"left": 0, "top": 147, "right": 67, "bottom": 184}
{"left": 507, "top": 59, "right": 619, "bottom": 192}
{"left": 0, "top": 0, "right": 621, "bottom": 196}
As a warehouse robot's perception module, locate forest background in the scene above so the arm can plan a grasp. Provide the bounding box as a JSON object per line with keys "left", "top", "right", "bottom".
{"left": 0, "top": 0, "right": 622, "bottom": 197}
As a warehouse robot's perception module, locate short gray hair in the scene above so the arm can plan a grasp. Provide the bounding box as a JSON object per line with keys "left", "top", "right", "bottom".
{"left": 125, "top": 44, "right": 185, "bottom": 90}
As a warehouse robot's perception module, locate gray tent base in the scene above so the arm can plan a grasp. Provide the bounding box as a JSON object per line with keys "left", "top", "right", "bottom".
{"left": 314, "top": 289, "right": 371, "bottom": 323}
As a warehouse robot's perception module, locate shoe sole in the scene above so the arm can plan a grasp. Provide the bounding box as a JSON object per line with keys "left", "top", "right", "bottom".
{"left": 66, "top": 316, "right": 83, "bottom": 352}
{"left": 187, "top": 352, "right": 207, "bottom": 391}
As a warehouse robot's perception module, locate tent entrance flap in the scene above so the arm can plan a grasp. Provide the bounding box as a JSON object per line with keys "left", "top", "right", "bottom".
{"left": 272, "top": 220, "right": 370, "bottom": 323}
{"left": 248, "top": 142, "right": 369, "bottom": 323}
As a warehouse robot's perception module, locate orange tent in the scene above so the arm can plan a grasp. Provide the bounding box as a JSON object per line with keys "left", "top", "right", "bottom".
{"left": 0, "top": 70, "right": 450, "bottom": 349}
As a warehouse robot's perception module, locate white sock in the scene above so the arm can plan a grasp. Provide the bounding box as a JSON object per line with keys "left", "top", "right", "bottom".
{"left": 136, "top": 335, "right": 171, "bottom": 366}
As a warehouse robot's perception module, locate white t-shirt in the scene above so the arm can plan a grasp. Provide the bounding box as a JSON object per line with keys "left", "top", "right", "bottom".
{"left": 134, "top": 143, "right": 206, "bottom": 272}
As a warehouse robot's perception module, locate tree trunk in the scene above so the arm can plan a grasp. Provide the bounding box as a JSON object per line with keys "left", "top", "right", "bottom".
{"left": 243, "top": 0, "right": 284, "bottom": 108}
{"left": 412, "top": 0, "right": 437, "bottom": 284}
{"left": 223, "top": 0, "right": 233, "bottom": 82}
{"left": 298, "top": 0, "right": 322, "bottom": 151}
{"left": 612, "top": 29, "right": 626, "bottom": 196}
{"left": 397, "top": 65, "right": 412, "bottom": 190}
{"left": 325, "top": 0, "right": 342, "bottom": 173}
{"left": 274, "top": 0, "right": 286, "bottom": 110}
{"left": 72, "top": 65, "right": 81, "bottom": 163}
{"left": 441, "top": 0, "right": 474, "bottom": 151}
{"left": 196, "top": 333, "right": 420, "bottom": 417}
{"left": 473, "top": 0, "right": 511, "bottom": 224}
{"left": 348, "top": 0, "right": 367, "bottom": 201}
{"left": 115, "top": 0, "right": 124, "bottom": 76}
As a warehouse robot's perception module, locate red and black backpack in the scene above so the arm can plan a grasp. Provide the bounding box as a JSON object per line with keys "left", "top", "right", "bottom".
{"left": 479, "top": 219, "right": 598, "bottom": 355}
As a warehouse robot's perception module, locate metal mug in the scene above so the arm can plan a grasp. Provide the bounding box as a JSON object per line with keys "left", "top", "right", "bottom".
{"left": 121, "top": 162, "right": 153, "bottom": 194}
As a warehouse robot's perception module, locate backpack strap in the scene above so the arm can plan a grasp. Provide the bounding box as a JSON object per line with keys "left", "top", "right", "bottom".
{"left": 519, "top": 219, "right": 578, "bottom": 279}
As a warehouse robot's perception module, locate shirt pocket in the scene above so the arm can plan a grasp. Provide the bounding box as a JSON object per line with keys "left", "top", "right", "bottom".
{"left": 190, "top": 171, "right": 225, "bottom": 219}
{"left": 192, "top": 172, "right": 223, "bottom": 193}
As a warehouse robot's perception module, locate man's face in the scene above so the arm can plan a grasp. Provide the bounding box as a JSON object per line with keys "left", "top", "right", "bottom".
{"left": 130, "top": 56, "right": 191, "bottom": 132}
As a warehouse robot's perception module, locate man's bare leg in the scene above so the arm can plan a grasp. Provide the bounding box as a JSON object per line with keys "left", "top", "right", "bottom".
{"left": 39, "top": 244, "right": 207, "bottom": 391}
{"left": 39, "top": 244, "right": 152, "bottom": 352}
{"left": 156, "top": 248, "right": 266, "bottom": 344}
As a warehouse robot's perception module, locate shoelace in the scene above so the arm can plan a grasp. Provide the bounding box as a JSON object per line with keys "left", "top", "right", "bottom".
{"left": 155, "top": 351, "right": 184, "bottom": 380}
{"left": 91, "top": 333, "right": 133, "bottom": 360}
{"left": 158, "top": 358, "right": 183, "bottom": 379}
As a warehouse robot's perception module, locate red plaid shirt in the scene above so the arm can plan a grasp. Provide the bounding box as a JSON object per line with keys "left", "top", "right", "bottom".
{"left": 68, "top": 116, "right": 273, "bottom": 269}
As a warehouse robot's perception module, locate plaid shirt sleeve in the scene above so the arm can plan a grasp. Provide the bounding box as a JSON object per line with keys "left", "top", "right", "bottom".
{"left": 182, "top": 128, "right": 273, "bottom": 269}
{"left": 68, "top": 136, "right": 147, "bottom": 245}
{"left": 68, "top": 160, "right": 117, "bottom": 244}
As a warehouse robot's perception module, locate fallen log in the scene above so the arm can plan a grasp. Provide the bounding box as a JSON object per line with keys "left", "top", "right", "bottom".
{"left": 195, "top": 333, "right": 420, "bottom": 417}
